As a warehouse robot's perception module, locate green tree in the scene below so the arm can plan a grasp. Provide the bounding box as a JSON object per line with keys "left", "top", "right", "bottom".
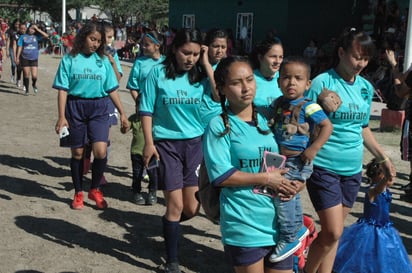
{"left": 99, "top": 0, "right": 168, "bottom": 27}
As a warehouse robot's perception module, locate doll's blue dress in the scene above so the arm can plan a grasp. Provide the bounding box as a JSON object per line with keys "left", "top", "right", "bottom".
{"left": 333, "top": 188, "right": 412, "bottom": 273}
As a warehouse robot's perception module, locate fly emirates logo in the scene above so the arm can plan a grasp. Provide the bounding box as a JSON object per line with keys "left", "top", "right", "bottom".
{"left": 162, "top": 90, "right": 201, "bottom": 105}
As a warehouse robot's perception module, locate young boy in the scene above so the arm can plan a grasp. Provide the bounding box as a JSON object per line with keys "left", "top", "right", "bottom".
{"left": 126, "top": 96, "right": 158, "bottom": 205}
{"left": 269, "top": 56, "right": 333, "bottom": 262}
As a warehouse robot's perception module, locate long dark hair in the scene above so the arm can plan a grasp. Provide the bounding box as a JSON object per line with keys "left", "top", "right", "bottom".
{"left": 163, "top": 28, "right": 203, "bottom": 84}
{"left": 70, "top": 22, "right": 106, "bottom": 57}
{"left": 249, "top": 37, "right": 283, "bottom": 70}
{"left": 331, "top": 27, "right": 375, "bottom": 68}
{"left": 214, "top": 56, "right": 270, "bottom": 136}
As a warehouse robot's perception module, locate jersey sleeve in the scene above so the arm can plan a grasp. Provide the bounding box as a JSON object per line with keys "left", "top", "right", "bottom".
{"left": 113, "top": 52, "right": 123, "bottom": 76}
{"left": 139, "top": 64, "right": 160, "bottom": 116}
{"left": 52, "top": 54, "right": 71, "bottom": 91}
{"left": 203, "top": 117, "right": 237, "bottom": 185}
{"left": 103, "top": 57, "right": 119, "bottom": 93}
{"left": 126, "top": 59, "right": 141, "bottom": 91}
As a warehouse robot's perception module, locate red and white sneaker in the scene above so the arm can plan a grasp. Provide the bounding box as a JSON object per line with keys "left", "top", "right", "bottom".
{"left": 72, "top": 192, "right": 84, "bottom": 210}
{"left": 88, "top": 188, "right": 108, "bottom": 209}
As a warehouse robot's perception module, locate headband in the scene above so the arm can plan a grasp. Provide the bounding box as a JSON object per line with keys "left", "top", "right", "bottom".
{"left": 145, "top": 33, "right": 160, "bottom": 45}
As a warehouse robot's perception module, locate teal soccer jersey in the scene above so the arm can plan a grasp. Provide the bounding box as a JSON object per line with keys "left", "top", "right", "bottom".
{"left": 53, "top": 53, "right": 119, "bottom": 98}
{"left": 305, "top": 69, "right": 373, "bottom": 176}
{"left": 253, "top": 69, "right": 283, "bottom": 107}
{"left": 126, "top": 55, "right": 165, "bottom": 91}
{"left": 139, "top": 65, "right": 205, "bottom": 140}
{"left": 203, "top": 111, "right": 280, "bottom": 247}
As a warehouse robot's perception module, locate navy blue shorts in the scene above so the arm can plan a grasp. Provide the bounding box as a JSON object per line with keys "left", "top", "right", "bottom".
{"left": 307, "top": 166, "right": 362, "bottom": 211}
{"left": 155, "top": 137, "right": 203, "bottom": 191}
{"left": 224, "top": 245, "right": 293, "bottom": 269}
{"left": 107, "top": 99, "right": 118, "bottom": 126}
{"left": 60, "top": 96, "right": 110, "bottom": 148}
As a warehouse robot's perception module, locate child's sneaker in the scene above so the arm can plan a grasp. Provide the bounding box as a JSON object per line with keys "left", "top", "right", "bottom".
{"left": 88, "top": 188, "right": 108, "bottom": 209}
{"left": 72, "top": 191, "right": 84, "bottom": 210}
{"left": 269, "top": 240, "right": 302, "bottom": 263}
{"left": 33, "top": 86, "right": 38, "bottom": 94}
{"left": 16, "top": 80, "right": 21, "bottom": 87}
{"left": 10, "top": 75, "right": 14, "bottom": 83}
{"left": 297, "top": 226, "right": 309, "bottom": 242}
{"left": 133, "top": 192, "right": 145, "bottom": 205}
{"left": 146, "top": 191, "right": 157, "bottom": 205}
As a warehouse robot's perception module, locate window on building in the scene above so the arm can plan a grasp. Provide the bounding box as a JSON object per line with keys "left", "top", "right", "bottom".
{"left": 182, "top": 14, "right": 195, "bottom": 29}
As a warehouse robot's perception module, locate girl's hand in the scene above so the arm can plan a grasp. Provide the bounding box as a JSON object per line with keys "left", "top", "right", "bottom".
{"left": 119, "top": 114, "right": 130, "bottom": 134}
{"left": 382, "top": 159, "right": 396, "bottom": 187}
{"left": 143, "top": 144, "right": 159, "bottom": 168}
{"left": 266, "top": 168, "right": 298, "bottom": 197}
{"left": 199, "top": 45, "right": 209, "bottom": 66}
{"left": 55, "top": 118, "right": 68, "bottom": 134}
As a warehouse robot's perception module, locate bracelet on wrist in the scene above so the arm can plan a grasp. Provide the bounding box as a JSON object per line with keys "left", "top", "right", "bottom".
{"left": 377, "top": 157, "right": 389, "bottom": 164}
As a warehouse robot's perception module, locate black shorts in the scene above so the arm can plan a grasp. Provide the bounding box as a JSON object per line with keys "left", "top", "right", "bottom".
{"left": 20, "top": 57, "right": 38, "bottom": 67}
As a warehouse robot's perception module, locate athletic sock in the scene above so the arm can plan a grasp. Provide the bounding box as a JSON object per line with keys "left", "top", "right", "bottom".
{"left": 91, "top": 157, "right": 107, "bottom": 189}
{"left": 70, "top": 158, "right": 83, "bottom": 192}
{"left": 162, "top": 216, "right": 180, "bottom": 263}
{"left": 23, "top": 77, "right": 29, "bottom": 92}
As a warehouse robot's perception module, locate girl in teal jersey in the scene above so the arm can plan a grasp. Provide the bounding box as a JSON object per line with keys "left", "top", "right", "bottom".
{"left": 199, "top": 28, "right": 228, "bottom": 127}
{"left": 249, "top": 37, "right": 284, "bottom": 107}
{"left": 303, "top": 28, "right": 396, "bottom": 273}
{"left": 126, "top": 30, "right": 165, "bottom": 205}
{"left": 203, "top": 56, "right": 300, "bottom": 273}
{"left": 53, "top": 22, "right": 129, "bottom": 210}
{"left": 139, "top": 29, "right": 205, "bottom": 273}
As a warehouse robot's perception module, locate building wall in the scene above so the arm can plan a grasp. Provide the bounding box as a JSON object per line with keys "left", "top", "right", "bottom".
{"left": 169, "top": 0, "right": 373, "bottom": 55}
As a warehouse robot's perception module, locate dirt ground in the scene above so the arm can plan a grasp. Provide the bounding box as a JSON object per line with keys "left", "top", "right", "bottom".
{"left": 0, "top": 54, "right": 411, "bottom": 273}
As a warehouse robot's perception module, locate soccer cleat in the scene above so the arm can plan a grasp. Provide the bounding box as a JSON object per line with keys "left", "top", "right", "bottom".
{"left": 269, "top": 240, "right": 302, "bottom": 263}
{"left": 88, "top": 188, "right": 108, "bottom": 209}
{"left": 72, "top": 191, "right": 84, "bottom": 210}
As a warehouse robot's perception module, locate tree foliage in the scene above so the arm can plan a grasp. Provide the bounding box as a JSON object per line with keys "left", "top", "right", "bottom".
{"left": 0, "top": 0, "right": 169, "bottom": 27}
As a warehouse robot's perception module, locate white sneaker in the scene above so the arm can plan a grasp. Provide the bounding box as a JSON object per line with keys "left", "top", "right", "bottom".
{"left": 16, "top": 80, "right": 21, "bottom": 88}
{"left": 10, "top": 76, "right": 14, "bottom": 83}
{"left": 23, "top": 86, "right": 26, "bottom": 92}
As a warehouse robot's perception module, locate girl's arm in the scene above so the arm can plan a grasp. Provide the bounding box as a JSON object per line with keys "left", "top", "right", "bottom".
{"left": 220, "top": 168, "right": 297, "bottom": 196}
{"left": 363, "top": 127, "right": 396, "bottom": 182}
{"left": 200, "top": 45, "right": 220, "bottom": 102}
{"left": 55, "top": 90, "right": 68, "bottom": 134}
{"left": 33, "top": 25, "right": 49, "bottom": 39}
{"left": 107, "top": 53, "right": 122, "bottom": 82}
{"left": 15, "top": 44, "right": 21, "bottom": 65}
{"left": 108, "top": 90, "right": 129, "bottom": 132}
{"left": 141, "top": 115, "right": 159, "bottom": 167}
